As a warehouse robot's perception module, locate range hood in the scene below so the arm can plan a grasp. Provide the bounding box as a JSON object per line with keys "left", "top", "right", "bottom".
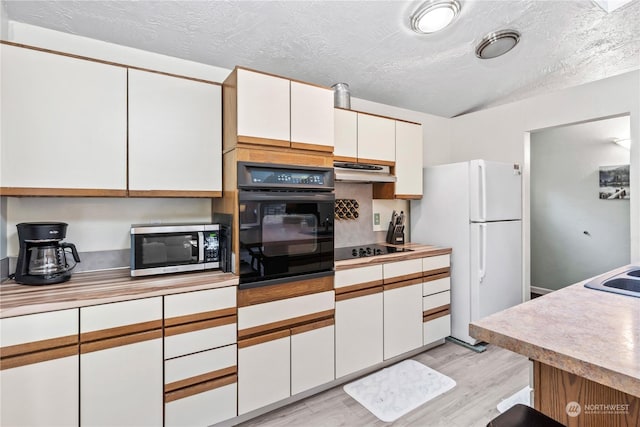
{"left": 334, "top": 162, "right": 396, "bottom": 183}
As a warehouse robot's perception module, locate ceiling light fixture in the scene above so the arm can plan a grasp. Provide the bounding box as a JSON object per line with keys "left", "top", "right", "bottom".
{"left": 613, "top": 138, "right": 631, "bottom": 150}
{"left": 475, "top": 30, "right": 521, "bottom": 59}
{"left": 410, "top": 0, "right": 461, "bottom": 34}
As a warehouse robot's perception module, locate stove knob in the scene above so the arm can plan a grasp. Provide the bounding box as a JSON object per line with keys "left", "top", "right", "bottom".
{"left": 375, "top": 249, "right": 382, "bottom": 255}
{"left": 352, "top": 249, "right": 358, "bottom": 256}
{"left": 366, "top": 247, "right": 372, "bottom": 254}
{"left": 358, "top": 248, "right": 366, "bottom": 257}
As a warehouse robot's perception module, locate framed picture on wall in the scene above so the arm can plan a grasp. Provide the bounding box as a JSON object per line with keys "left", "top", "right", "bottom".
{"left": 599, "top": 165, "right": 630, "bottom": 200}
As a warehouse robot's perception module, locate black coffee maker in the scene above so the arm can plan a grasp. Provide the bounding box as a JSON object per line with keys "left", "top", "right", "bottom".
{"left": 13, "top": 222, "right": 81, "bottom": 285}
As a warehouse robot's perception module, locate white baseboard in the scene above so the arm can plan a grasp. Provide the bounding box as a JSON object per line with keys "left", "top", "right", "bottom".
{"left": 530, "top": 286, "right": 554, "bottom": 295}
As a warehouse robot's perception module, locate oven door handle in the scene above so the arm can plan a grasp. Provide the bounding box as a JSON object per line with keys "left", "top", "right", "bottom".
{"left": 238, "top": 192, "right": 335, "bottom": 202}
{"left": 197, "top": 232, "right": 205, "bottom": 263}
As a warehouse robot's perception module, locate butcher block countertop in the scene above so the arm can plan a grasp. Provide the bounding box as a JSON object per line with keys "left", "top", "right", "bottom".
{"left": 335, "top": 243, "right": 452, "bottom": 270}
{"left": 470, "top": 277, "right": 640, "bottom": 398}
{"left": 0, "top": 269, "right": 238, "bottom": 318}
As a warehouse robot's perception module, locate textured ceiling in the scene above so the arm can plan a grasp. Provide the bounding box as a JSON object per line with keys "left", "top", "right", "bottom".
{"left": 3, "top": 0, "right": 640, "bottom": 118}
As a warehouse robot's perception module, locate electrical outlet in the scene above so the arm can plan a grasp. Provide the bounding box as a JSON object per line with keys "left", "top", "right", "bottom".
{"left": 374, "top": 213, "right": 380, "bottom": 225}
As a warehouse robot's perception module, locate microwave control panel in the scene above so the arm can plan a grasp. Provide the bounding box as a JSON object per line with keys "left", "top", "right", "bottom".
{"left": 203, "top": 231, "right": 219, "bottom": 262}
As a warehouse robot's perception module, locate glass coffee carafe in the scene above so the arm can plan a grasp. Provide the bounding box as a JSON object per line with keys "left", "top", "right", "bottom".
{"left": 27, "top": 243, "right": 78, "bottom": 276}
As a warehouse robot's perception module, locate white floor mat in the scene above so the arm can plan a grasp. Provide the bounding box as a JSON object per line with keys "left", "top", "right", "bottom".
{"left": 343, "top": 359, "right": 456, "bottom": 423}
{"left": 497, "top": 386, "right": 532, "bottom": 413}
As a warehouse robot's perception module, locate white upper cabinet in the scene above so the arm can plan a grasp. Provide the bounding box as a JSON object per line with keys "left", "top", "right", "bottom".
{"left": 0, "top": 44, "right": 127, "bottom": 195}
{"left": 128, "top": 69, "right": 222, "bottom": 196}
{"left": 290, "top": 81, "right": 334, "bottom": 151}
{"left": 395, "top": 121, "right": 423, "bottom": 198}
{"left": 333, "top": 108, "right": 358, "bottom": 160}
{"left": 357, "top": 113, "right": 395, "bottom": 164}
{"left": 236, "top": 68, "right": 290, "bottom": 143}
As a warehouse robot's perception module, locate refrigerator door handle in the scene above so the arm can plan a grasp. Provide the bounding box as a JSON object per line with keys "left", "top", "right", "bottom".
{"left": 479, "top": 223, "right": 487, "bottom": 283}
{"left": 479, "top": 160, "right": 487, "bottom": 221}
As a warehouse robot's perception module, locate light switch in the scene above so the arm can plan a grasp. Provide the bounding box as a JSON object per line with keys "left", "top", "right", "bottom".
{"left": 374, "top": 213, "right": 380, "bottom": 225}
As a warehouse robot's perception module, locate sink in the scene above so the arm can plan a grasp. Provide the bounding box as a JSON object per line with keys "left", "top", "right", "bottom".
{"left": 584, "top": 266, "right": 640, "bottom": 298}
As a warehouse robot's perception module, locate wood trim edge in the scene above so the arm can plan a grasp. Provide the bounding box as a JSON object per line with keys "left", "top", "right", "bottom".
{"left": 164, "top": 307, "right": 237, "bottom": 327}
{"left": 165, "top": 374, "right": 237, "bottom": 403}
{"left": 0, "top": 345, "right": 78, "bottom": 370}
{"left": 423, "top": 304, "right": 451, "bottom": 319}
{"left": 81, "top": 329, "right": 162, "bottom": 354}
{"left": 238, "top": 329, "right": 290, "bottom": 348}
{"left": 384, "top": 277, "right": 423, "bottom": 291}
{"left": 164, "top": 315, "right": 237, "bottom": 337}
{"left": 165, "top": 366, "right": 237, "bottom": 393}
{"left": 0, "top": 187, "right": 127, "bottom": 197}
{"left": 237, "top": 309, "right": 334, "bottom": 340}
{"left": 335, "top": 286, "right": 383, "bottom": 301}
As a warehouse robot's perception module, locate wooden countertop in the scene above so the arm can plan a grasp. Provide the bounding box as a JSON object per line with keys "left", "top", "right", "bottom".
{"left": 335, "top": 243, "right": 451, "bottom": 270}
{"left": 0, "top": 269, "right": 238, "bottom": 318}
{"left": 470, "top": 275, "right": 640, "bottom": 398}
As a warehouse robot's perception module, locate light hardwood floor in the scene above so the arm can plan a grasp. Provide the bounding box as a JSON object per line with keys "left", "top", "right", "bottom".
{"left": 238, "top": 342, "right": 529, "bottom": 427}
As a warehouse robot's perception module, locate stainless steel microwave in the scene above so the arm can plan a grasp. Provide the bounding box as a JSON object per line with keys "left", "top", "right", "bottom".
{"left": 130, "top": 223, "right": 228, "bottom": 277}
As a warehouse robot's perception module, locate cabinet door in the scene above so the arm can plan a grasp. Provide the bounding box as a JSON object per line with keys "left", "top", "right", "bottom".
{"left": 80, "top": 298, "right": 163, "bottom": 426}
{"left": 291, "top": 322, "right": 335, "bottom": 395}
{"left": 237, "top": 68, "right": 290, "bottom": 144}
{"left": 335, "top": 292, "right": 383, "bottom": 378}
{"left": 290, "top": 81, "right": 334, "bottom": 151}
{"left": 128, "top": 69, "right": 222, "bottom": 195}
{"left": 238, "top": 333, "right": 291, "bottom": 414}
{"left": 357, "top": 113, "right": 395, "bottom": 164}
{"left": 395, "top": 121, "right": 423, "bottom": 198}
{"left": 334, "top": 108, "right": 358, "bottom": 161}
{"left": 383, "top": 283, "right": 423, "bottom": 359}
{"left": 1, "top": 44, "right": 127, "bottom": 194}
{"left": 0, "top": 310, "right": 79, "bottom": 427}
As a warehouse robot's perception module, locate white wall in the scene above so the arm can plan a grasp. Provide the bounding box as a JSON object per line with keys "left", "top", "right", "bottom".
{"left": 449, "top": 70, "right": 640, "bottom": 293}
{"left": 5, "top": 198, "right": 212, "bottom": 255}
{"left": 530, "top": 117, "right": 631, "bottom": 290}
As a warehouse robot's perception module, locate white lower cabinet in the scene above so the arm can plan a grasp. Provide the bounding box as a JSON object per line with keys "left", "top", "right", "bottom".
{"left": 238, "top": 333, "right": 291, "bottom": 415}
{"left": 423, "top": 314, "right": 451, "bottom": 344}
{"left": 80, "top": 298, "right": 163, "bottom": 426}
{"left": 81, "top": 338, "right": 163, "bottom": 426}
{"left": 0, "top": 310, "right": 79, "bottom": 427}
{"left": 166, "top": 383, "right": 237, "bottom": 427}
{"left": 291, "top": 323, "right": 335, "bottom": 395}
{"left": 1, "top": 356, "right": 79, "bottom": 427}
{"left": 335, "top": 292, "right": 383, "bottom": 378}
{"left": 383, "top": 283, "right": 423, "bottom": 359}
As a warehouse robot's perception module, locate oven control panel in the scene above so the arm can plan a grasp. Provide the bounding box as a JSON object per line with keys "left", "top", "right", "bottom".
{"left": 238, "top": 162, "right": 334, "bottom": 190}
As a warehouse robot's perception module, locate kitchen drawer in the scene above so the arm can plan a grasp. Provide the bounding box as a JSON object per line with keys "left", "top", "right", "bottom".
{"left": 423, "top": 314, "right": 451, "bottom": 344}
{"left": 165, "top": 382, "right": 236, "bottom": 427}
{"left": 423, "top": 291, "right": 450, "bottom": 312}
{"left": 383, "top": 258, "right": 422, "bottom": 283}
{"left": 80, "top": 297, "right": 162, "bottom": 333}
{"left": 165, "top": 344, "right": 236, "bottom": 385}
{"left": 422, "top": 255, "right": 450, "bottom": 273}
{"left": 0, "top": 309, "right": 78, "bottom": 347}
{"left": 165, "top": 322, "right": 236, "bottom": 359}
{"left": 423, "top": 277, "right": 451, "bottom": 296}
{"left": 164, "top": 287, "right": 236, "bottom": 319}
{"left": 238, "top": 290, "right": 334, "bottom": 331}
{"left": 335, "top": 264, "right": 383, "bottom": 288}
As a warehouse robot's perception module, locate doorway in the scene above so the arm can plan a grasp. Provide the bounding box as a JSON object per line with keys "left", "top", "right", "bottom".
{"left": 528, "top": 116, "right": 631, "bottom": 293}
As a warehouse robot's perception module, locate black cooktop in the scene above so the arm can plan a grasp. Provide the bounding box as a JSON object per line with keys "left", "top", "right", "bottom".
{"left": 334, "top": 243, "right": 413, "bottom": 261}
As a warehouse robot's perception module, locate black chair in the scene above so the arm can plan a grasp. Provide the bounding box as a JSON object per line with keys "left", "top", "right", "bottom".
{"left": 487, "top": 404, "right": 565, "bottom": 427}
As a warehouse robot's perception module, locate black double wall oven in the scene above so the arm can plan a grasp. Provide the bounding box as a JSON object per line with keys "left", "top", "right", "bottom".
{"left": 237, "top": 162, "right": 335, "bottom": 289}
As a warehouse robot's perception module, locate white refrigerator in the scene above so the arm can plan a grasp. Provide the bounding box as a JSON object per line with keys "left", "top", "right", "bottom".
{"left": 411, "top": 160, "right": 523, "bottom": 345}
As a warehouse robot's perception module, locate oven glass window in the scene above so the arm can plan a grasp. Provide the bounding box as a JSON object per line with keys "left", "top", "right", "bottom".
{"left": 135, "top": 233, "right": 198, "bottom": 268}
{"left": 239, "top": 200, "right": 334, "bottom": 286}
